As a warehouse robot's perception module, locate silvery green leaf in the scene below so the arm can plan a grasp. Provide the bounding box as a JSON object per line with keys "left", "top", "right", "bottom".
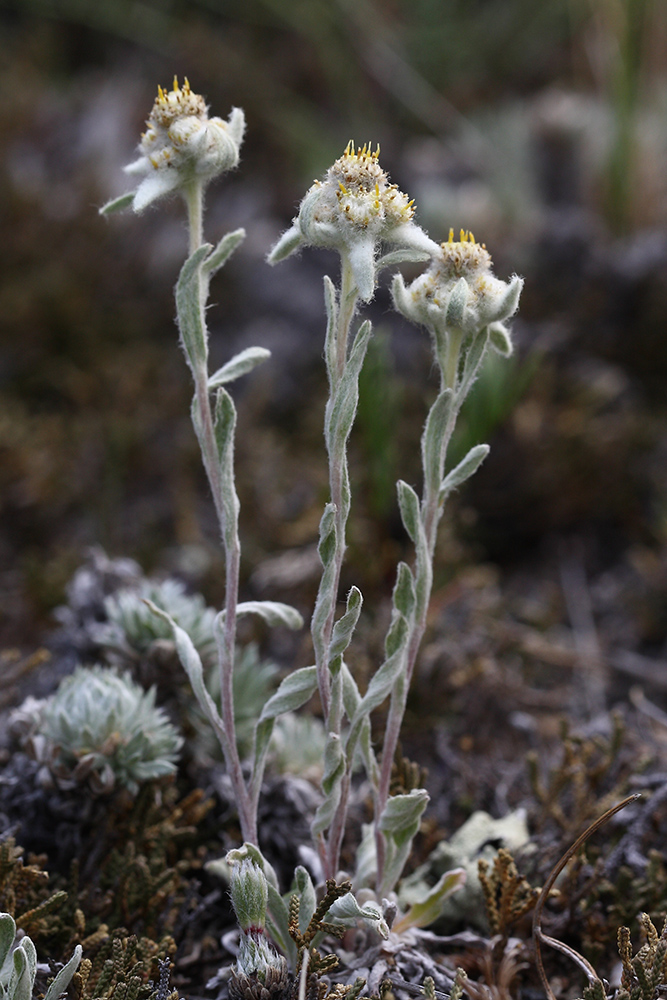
{"left": 323, "top": 275, "right": 338, "bottom": 380}
{"left": 391, "top": 272, "right": 414, "bottom": 322}
{"left": 325, "top": 320, "right": 373, "bottom": 457}
{"left": 44, "top": 945, "right": 82, "bottom": 1000}
{"left": 144, "top": 601, "right": 229, "bottom": 756}
{"left": 340, "top": 661, "right": 361, "bottom": 717}
{"left": 208, "top": 347, "right": 271, "bottom": 389}
{"left": 233, "top": 601, "right": 304, "bottom": 631}
{"left": 459, "top": 327, "right": 489, "bottom": 398}
{"left": 317, "top": 503, "right": 337, "bottom": 568}
{"left": 266, "top": 881, "right": 296, "bottom": 962}
{"left": 445, "top": 277, "right": 469, "bottom": 330}
{"left": 329, "top": 587, "right": 363, "bottom": 663}
{"left": 384, "top": 603, "right": 409, "bottom": 660}
{"left": 421, "top": 388, "right": 453, "bottom": 494}
{"left": 202, "top": 228, "right": 246, "bottom": 277}
{"left": 0, "top": 913, "right": 15, "bottom": 973}
{"left": 294, "top": 866, "right": 317, "bottom": 934}
{"left": 393, "top": 562, "right": 416, "bottom": 619}
{"left": 212, "top": 389, "right": 240, "bottom": 543}
{"left": 176, "top": 244, "right": 212, "bottom": 370}
{"left": 341, "top": 663, "right": 376, "bottom": 781}
{"left": 392, "top": 868, "right": 466, "bottom": 933}
{"left": 267, "top": 223, "right": 303, "bottom": 265}
{"left": 326, "top": 893, "right": 389, "bottom": 939}
{"left": 354, "top": 823, "right": 377, "bottom": 888}
{"left": 376, "top": 248, "right": 431, "bottom": 270}
{"left": 258, "top": 666, "right": 318, "bottom": 721}
{"left": 99, "top": 192, "right": 135, "bottom": 215}
{"left": 347, "top": 619, "right": 408, "bottom": 760}
{"left": 250, "top": 665, "right": 317, "bottom": 798}
{"left": 439, "top": 444, "right": 490, "bottom": 504}
{"left": 213, "top": 387, "right": 236, "bottom": 465}
{"left": 9, "top": 947, "right": 31, "bottom": 1000}
{"left": 486, "top": 275, "right": 523, "bottom": 324}
{"left": 397, "top": 480, "right": 421, "bottom": 545}
{"left": 311, "top": 504, "right": 338, "bottom": 670}
{"left": 379, "top": 788, "right": 430, "bottom": 895}
{"left": 488, "top": 321, "right": 513, "bottom": 357}
{"left": 311, "top": 733, "right": 345, "bottom": 836}
{"left": 379, "top": 788, "right": 429, "bottom": 844}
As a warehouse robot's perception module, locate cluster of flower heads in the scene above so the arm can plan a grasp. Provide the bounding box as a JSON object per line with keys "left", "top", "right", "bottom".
{"left": 266, "top": 137, "right": 522, "bottom": 336}
{"left": 392, "top": 228, "right": 523, "bottom": 357}
{"left": 104, "top": 76, "right": 522, "bottom": 359}
{"left": 269, "top": 139, "right": 438, "bottom": 301}
{"left": 103, "top": 77, "right": 245, "bottom": 214}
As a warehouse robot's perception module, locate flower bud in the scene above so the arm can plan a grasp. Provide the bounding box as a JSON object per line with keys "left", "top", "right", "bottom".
{"left": 101, "top": 78, "right": 245, "bottom": 214}
{"left": 268, "top": 141, "right": 437, "bottom": 301}
{"left": 392, "top": 229, "right": 523, "bottom": 344}
{"left": 229, "top": 857, "right": 268, "bottom": 932}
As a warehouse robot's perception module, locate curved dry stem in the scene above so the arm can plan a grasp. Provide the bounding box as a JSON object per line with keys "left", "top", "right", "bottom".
{"left": 532, "top": 793, "right": 641, "bottom": 1000}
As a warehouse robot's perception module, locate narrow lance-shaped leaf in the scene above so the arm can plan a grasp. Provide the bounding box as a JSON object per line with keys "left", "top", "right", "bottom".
{"left": 421, "top": 388, "right": 453, "bottom": 495}
{"left": 202, "top": 228, "right": 246, "bottom": 277}
{"left": 0, "top": 913, "right": 15, "bottom": 970}
{"left": 346, "top": 615, "right": 409, "bottom": 764}
{"left": 327, "top": 893, "right": 389, "bottom": 939}
{"left": 311, "top": 503, "right": 338, "bottom": 669}
{"left": 208, "top": 347, "right": 271, "bottom": 390}
{"left": 294, "top": 866, "right": 317, "bottom": 935}
{"left": 44, "top": 946, "right": 83, "bottom": 1000}
{"left": 393, "top": 868, "right": 467, "bottom": 933}
{"left": 219, "top": 600, "right": 304, "bottom": 631}
{"left": 329, "top": 586, "right": 363, "bottom": 664}
{"left": 488, "top": 321, "right": 513, "bottom": 357}
{"left": 341, "top": 662, "right": 376, "bottom": 783}
{"left": 311, "top": 733, "right": 345, "bottom": 836}
{"left": 99, "top": 191, "right": 135, "bottom": 215}
{"left": 439, "top": 444, "right": 490, "bottom": 505}
{"left": 445, "top": 277, "right": 469, "bottom": 330}
{"left": 144, "top": 600, "right": 230, "bottom": 759}
{"left": 258, "top": 666, "right": 318, "bottom": 722}
{"left": 176, "top": 244, "right": 212, "bottom": 372}
{"left": 378, "top": 788, "right": 430, "bottom": 896}
{"left": 323, "top": 275, "right": 338, "bottom": 384}
{"left": 392, "top": 562, "right": 416, "bottom": 620}
{"left": 397, "top": 479, "right": 421, "bottom": 545}
{"left": 325, "top": 319, "right": 373, "bottom": 457}
{"left": 213, "top": 388, "right": 241, "bottom": 547}
{"left": 376, "top": 247, "right": 431, "bottom": 271}
{"left": 251, "top": 666, "right": 318, "bottom": 799}
{"left": 9, "top": 947, "right": 33, "bottom": 1000}
{"left": 459, "top": 326, "right": 490, "bottom": 399}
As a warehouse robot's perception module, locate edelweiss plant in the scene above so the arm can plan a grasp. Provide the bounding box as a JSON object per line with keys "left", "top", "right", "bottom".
{"left": 101, "top": 77, "right": 522, "bottom": 985}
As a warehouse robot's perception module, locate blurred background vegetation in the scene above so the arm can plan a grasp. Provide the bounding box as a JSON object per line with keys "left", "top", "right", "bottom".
{"left": 1, "top": 0, "right": 667, "bottom": 652}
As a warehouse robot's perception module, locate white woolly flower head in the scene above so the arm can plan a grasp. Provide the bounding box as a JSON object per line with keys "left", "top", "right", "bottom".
{"left": 268, "top": 141, "right": 438, "bottom": 301}
{"left": 392, "top": 229, "right": 523, "bottom": 355}
{"left": 101, "top": 78, "right": 245, "bottom": 214}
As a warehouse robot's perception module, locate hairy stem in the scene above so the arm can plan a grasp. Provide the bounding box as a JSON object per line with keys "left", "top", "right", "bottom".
{"left": 374, "top": 334, "right": 463, "bottom": 892}
{"left": 184, "top": 180, "right": 256, "bottom": 845}
{"left": 312, "top": 257, "right": 359, "bottom": 877}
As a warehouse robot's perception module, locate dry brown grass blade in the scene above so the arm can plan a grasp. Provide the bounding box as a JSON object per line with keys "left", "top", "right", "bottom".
{"left": 532, "top": 792, "right": 641, "bottom": 1000}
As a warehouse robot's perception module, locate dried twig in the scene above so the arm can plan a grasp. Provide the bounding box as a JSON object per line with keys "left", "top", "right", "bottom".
{"left": 532, "top": 793, "right": 641, "bottom": 1000}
